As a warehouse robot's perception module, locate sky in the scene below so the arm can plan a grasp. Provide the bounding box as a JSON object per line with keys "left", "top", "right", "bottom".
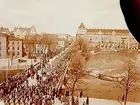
{"left": 0, "top": 0, "right": 128, "bottom": 36}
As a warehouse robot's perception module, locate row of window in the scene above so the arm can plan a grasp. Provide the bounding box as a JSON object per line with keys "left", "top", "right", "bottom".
{"left": 8, "top": 41, "right": 20, "bottom": 45}
{"left": 0, "top": 46, "right": 21, "bottom": 50}
{"left": 8, "top": 47, "right": 20, "bottom": 50}
{"left": 90, "top": 41, "right": 138, "bottom": 44}
{"left": 8, "top": 52, "right": 20, "bottom": 56}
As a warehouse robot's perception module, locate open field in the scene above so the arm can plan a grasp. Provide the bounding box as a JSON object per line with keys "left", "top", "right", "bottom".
{"left": 74, "top": 52, "right": 140, "bottom": 102}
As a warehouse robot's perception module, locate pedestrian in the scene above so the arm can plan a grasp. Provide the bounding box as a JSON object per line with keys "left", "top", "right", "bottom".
{"left": 80, "top": 89, "right": 83, "bottom": 98}
{"left": 83, "top": 101, "right": 86, "bottom": 105}
{"left": 86, "top": 96, "right": 89, "bottom": 105}
{"left": 76, "top": 96, "right": 79, "bottom": 105}
{"left": 65, "top": 90, "right": 69, "bottom": 97}
{"left": 121, "top": 94, "right": 125, "bottom": 102}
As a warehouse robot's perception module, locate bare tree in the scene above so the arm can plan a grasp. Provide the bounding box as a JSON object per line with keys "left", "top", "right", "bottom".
{"left": 65, "top": 52, "right": 89, "bottom": 105}
{"left": 98, "top": 57, "right": 140, "bottom": 105}
{"left": 41, "top": 34, "right": 57, "bottom": 51}
{"left": 8, "top": 51, "right": 15, "bottom": 66}
{"left": 76, "top": 37, "right": 84, "bottom": 50}
{"left": 76, "top": 38, "right": 90, "bottom": 61}
{"left": 81, "top": 39, "right": 89, "bottom": 53}
{"left": 23, "top": 35, "right": 37, "bottom": 58}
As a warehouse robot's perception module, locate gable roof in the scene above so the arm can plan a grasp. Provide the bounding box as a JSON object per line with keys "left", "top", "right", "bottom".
{"left": 78, "top": 23, "right": 86, "bottom": 28}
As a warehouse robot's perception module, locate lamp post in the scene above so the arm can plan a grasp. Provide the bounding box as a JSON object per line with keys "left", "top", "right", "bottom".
{"left": 25, "top": 61, "right": 26, "bottom": 69}
{"left": 17, "top": 59, "right": 19, "bottom": 70}
{"left": 6, "top": 55, "right": 10, "bottom": 83}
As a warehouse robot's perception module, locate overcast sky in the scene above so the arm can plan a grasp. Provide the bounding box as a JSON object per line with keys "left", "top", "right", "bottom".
{"left": 0, "top": 0, "right": 128, "bottom": 36}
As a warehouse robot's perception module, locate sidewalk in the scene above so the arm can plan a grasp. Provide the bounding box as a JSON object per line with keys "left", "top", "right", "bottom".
{"left": 78, "top": 97, "right": 140, "bottom": 105}
{"left": 0, "top": 98, "right": 139, "bottom": 105}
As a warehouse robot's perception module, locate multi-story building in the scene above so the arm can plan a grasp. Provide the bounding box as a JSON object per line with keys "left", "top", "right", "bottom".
{"left": 57, "top": 34, "right": 73, "bottom": 42}
{"left": 13, "top": 26, "right": 36, "bottom": 39}
{"left": 35, "top": 44, "right": 48, "bottom": 54}
{"left": 76, "top": 23, "right": 139, "bottom": 52}
{"left": 57, "top": 39, "right": 66, "bottom": 50}
{"left": 8, "top": 37, "right": 23, "bottom": 58}
{"left": 56, "top": 34, "right": 74, "bottom": 48}
{"left": 0, "top": 33, "right": 8, "bottom": 59}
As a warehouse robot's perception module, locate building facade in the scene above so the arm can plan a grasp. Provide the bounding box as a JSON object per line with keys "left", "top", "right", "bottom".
{"left": 57, "top": 39, "right": 66, "bottom": 50}
{"left": 8, "top": 37, "right": 23, "bottom": 58}
{"left": 0, "top": 33, "right": 8, "bottom": 59}
{"left": 13, "top": 26, "right": 36, "bottom": 39}
{"left": 76, "top": 23, "right": 139, "bottom": 52}
{"left": 35, "top": 44, "right": 48, "bottom": 54}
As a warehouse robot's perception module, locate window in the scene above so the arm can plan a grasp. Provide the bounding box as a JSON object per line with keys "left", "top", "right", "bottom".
{"left": 0, "top": 47, "right": 1, "bottom": 50}
{"left": 17, "top": 42, "right": 19, "bottom": 45}
{"left": 12, "top": 47, "right": 14, "bottom": 50}
{"left": 17, "top": 47, "right": 19, "bottom": 50}
{"left": 12, "top": 42, "right": 14, "bottom": 45}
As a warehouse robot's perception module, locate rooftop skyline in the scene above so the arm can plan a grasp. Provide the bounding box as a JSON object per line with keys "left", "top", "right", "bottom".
{"left": 0, "top": 0, "right": 128, "bottom": 36}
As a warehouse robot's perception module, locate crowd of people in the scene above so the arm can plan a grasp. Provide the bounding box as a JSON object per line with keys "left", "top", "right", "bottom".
{"left": 0, "top": 51, "right": 71, "bottom": 105}
{"left": 3, "top": 72, "right": 62, "bottom": 105}
{"left": 0, "top": 62, "right": 41, "bottom": 99}
{"left": 0, "top": 43, "right": 90, "bottom": 105}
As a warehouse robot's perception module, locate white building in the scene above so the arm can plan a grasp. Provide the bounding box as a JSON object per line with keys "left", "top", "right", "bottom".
{"left": 13, "top": 26, "right": 36, "bottom": 39}
{"left": 8, "top": 37, "right": 23, "bottom": 58}
{"left": 57, "top": 39, "right": 66, "bottom": 50}
{"left": 76, "top": 23, "right": 139, "bottom": 52}
{"left": 56, "top": 34, "right": 73, "bottom": 42}
{"left": 35, "top": 44, "right": 48, "bottom": 54}
{"left": 0, "top": 33, "right": 8, "bottom": 59}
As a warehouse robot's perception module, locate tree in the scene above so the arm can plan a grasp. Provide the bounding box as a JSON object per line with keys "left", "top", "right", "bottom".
{"left": 22, "top": 46, "right": 27, "bottom": 57}
{"left": 81, "top": 40, "right": 90, "bottom": 60}
{"left": 66, "top": 52, "right": 88, "bottom": 105}
{"left": 76, "top": 38, "right": 90, "bottom": 61}
{"left": 76, "top": 37, "right": 84, "bottom": 50}
{"left": 41, "top": 34, "right": 57, "bottom": 51}
{"left": 23, "top": 35, "right": 37, "bottom": 58}
{"left": 8, "top": 51, "right": 15, "bottom": 66}
{"left": 68, "top": 46, "right": 78, "bottom": 60}
{"left": 98, "top": 57, "right": 140, "bottom": 105}
{"left": 81, "top": 39, "right": 89, "bottom": 54}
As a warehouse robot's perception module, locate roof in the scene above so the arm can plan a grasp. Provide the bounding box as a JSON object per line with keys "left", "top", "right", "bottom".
{"left": 87, "top": 28, "right": 129, "bottom": 36}
{"left": 0, "top": 27, "right": 10, "bottom": 34}
{"left": 78, "top": 23, "right": 86, "bottom": 28}
{"left": 0, "top": 33, "right": 9, "bottom": 37}
{"left": 8, "top": 37, "right": 23, "bottom": 41}
{"left": 57, "top": 38, "right": 66, "bottom": 41}
{"left": 13, "top": 26, "right": 36, "bottom": 32}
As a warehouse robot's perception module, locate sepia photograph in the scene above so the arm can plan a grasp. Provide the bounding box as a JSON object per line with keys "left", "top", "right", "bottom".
{"left": 0, "top": 0, "right": 140, "bottom": 105}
